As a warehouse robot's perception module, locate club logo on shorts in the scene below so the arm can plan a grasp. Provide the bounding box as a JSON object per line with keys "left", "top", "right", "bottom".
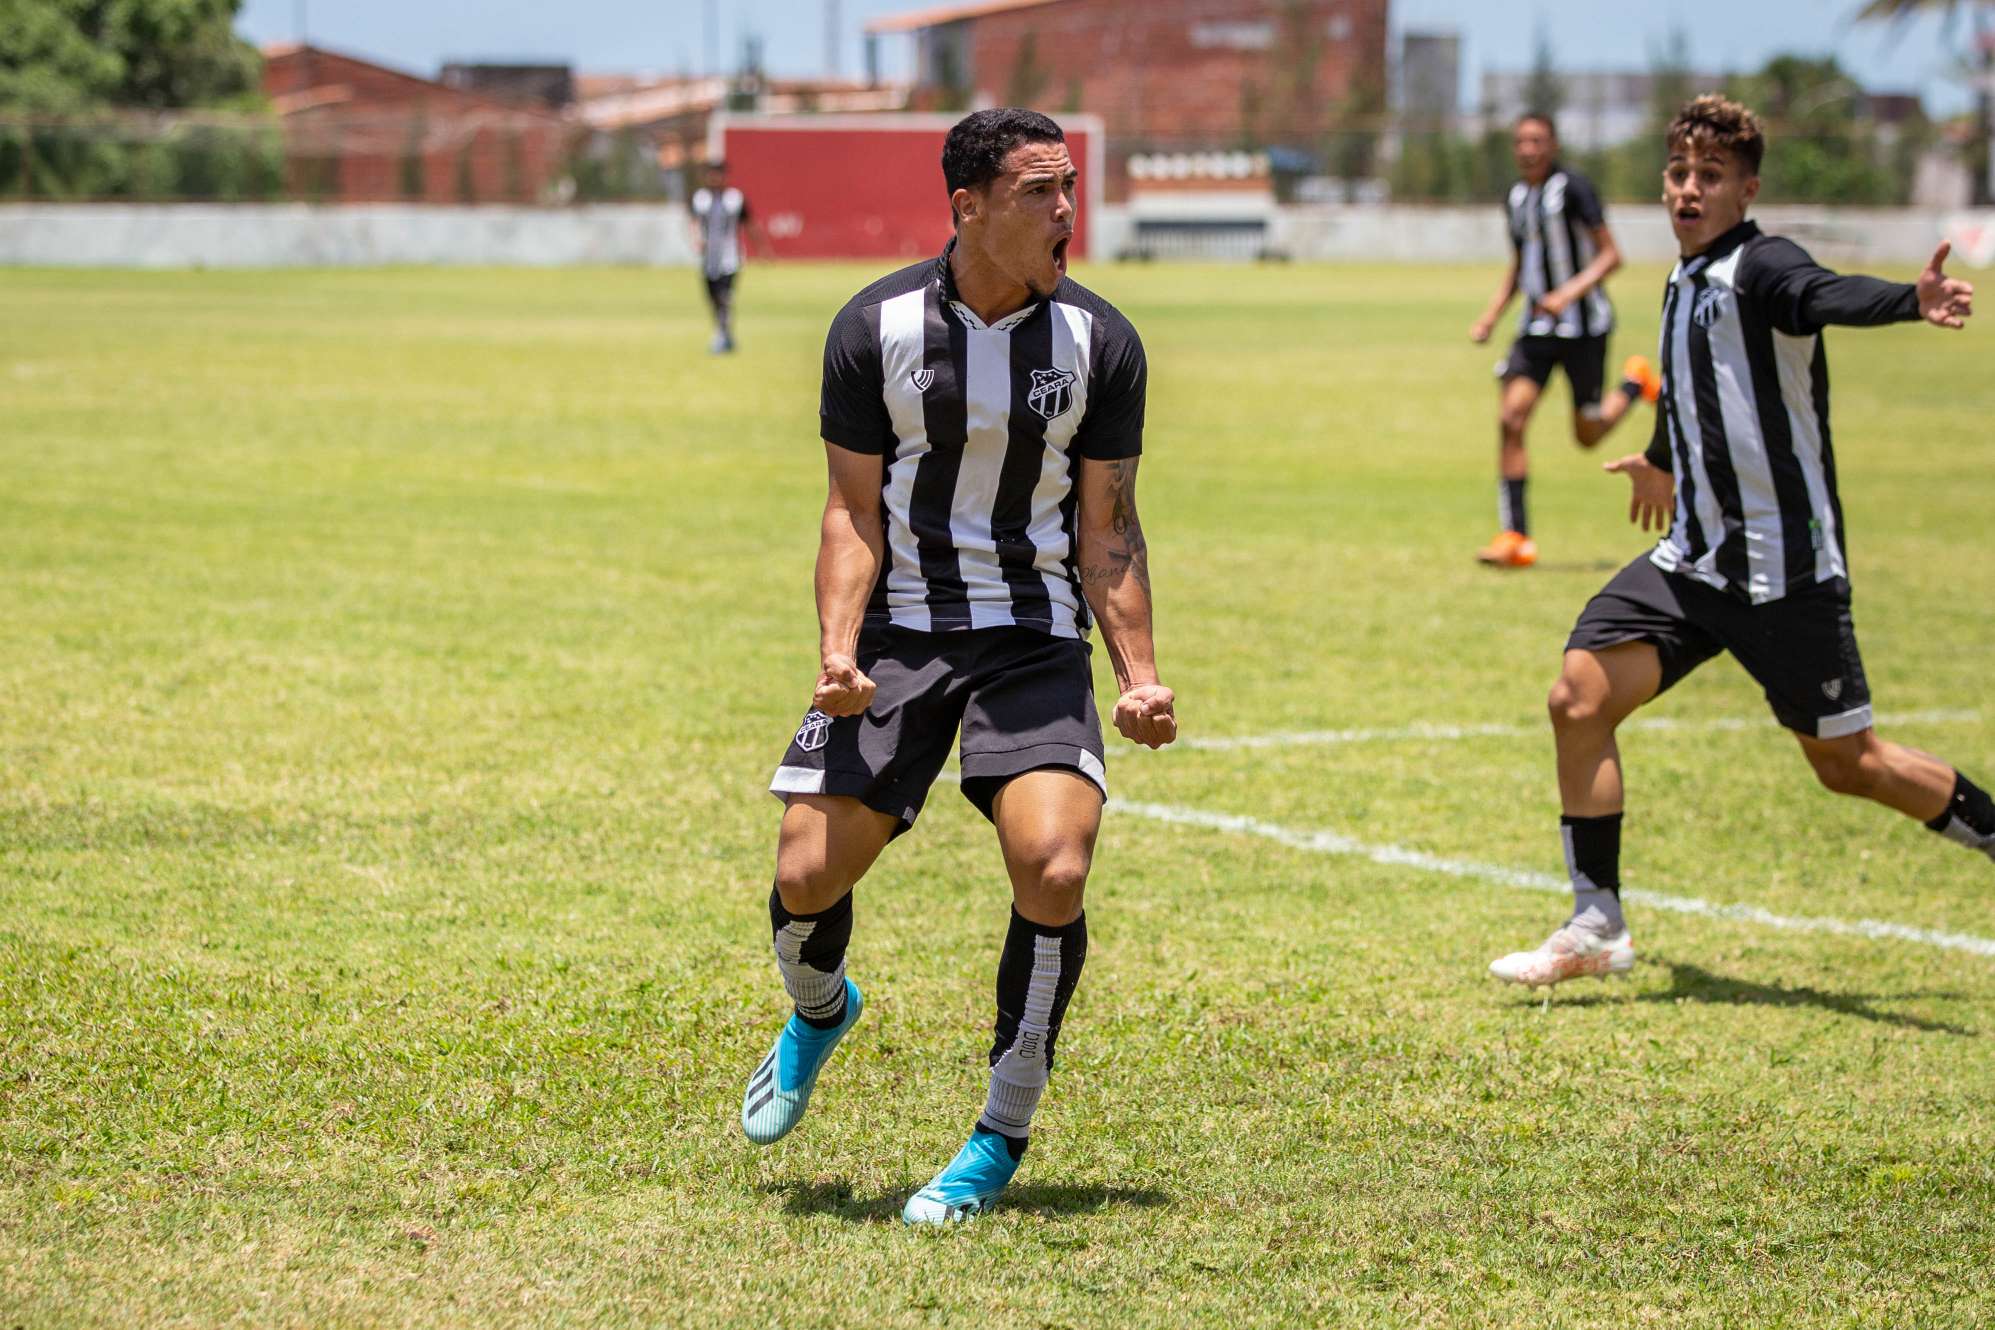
{"left": 1692, "top": 286, "right": 1729, "bottom": 328}
{"left": 1822, "top": 678, "right": 1844, "bottom": 702}
{"left": 910, "top": 368, "right": 934, "bottom": 392}
{"left": 1027, "top": 367, "right": 1077, "bottom": 421}
{"left": 794, "top": 709, "right": 832, "bottom": 752}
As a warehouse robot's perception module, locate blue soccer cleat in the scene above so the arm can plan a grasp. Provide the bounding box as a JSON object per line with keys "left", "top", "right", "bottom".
{"left": 740, "top": 979, "right": 862, "bottom": 1145}
{"left": 902, "top": 1127, "right": 1023, "bottom": 1225}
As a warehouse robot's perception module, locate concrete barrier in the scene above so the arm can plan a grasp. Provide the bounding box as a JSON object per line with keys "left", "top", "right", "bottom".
{"left": 1270, "top": 205, "right": 1992, "bottom": 267}
{"left": 0, "top": 204, "right": 697, "bottom": 268}
{"left": 1, "top": 202, "right": 1986, "bottom": 269}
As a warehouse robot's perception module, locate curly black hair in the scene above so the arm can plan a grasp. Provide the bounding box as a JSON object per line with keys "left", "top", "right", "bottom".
{"left": 941, "top": 107, "right": 1066, "bottom": 221}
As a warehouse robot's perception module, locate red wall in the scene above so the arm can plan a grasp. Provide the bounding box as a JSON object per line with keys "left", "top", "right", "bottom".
{"left": 720, "top": 120, "right": 1094, "bottom": 261}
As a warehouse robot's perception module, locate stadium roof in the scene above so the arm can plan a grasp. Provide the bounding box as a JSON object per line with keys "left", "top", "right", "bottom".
{"left": 866, "top": 0, "right": 1067, "bottom": 35}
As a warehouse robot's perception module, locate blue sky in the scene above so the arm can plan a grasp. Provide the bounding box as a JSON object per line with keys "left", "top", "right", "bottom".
{"left": 239, "top": 0, "right": 1980, "bottom": 115}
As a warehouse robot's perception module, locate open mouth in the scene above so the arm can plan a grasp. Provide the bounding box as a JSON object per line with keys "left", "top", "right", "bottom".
{"left": 1675, "top": 206, "right": 1702, "bottom": 225}
{"left": 1051, "top": 235, "right": 1071, "bottom": 271}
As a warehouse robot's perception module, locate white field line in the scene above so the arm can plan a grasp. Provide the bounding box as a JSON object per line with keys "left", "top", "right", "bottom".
{"left": 1166, "top": 709, "right": 1981, "bottom": 754}
{"left": 1113, "top": 800, "right": 1995, "bottom": 959}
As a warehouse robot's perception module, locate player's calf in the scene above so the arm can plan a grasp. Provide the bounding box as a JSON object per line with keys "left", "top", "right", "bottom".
{"left": 904, "top": 908, "right": 1087, "bottom": 1224}
{"left": 741, "top": 887, "right": 863, "bottom": 1146}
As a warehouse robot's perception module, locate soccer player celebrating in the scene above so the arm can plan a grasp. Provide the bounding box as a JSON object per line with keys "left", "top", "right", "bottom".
{"left": 742, "top": 109, "right": 1176, "bottom": 1223}
{"left": 1490, "top": 95, "right": 1983, "bottom": 990}
{"left": 1470, "top": 113, "right": 1661, "bottom": 569}
{"left": 688, "top": 159, "right": 761, "bottom": 353}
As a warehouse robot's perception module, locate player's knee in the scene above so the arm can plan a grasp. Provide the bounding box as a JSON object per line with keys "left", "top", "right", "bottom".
{"left": 1011, "top": 842, "right": 1091, "bottom": 914}
{"left": 1500, "top": 404, "right": 1532, "bottom": 436}
{"left": 1807, "top": 744, "right": 1875, "bottom": 798}
{"left": 1547, "top": 674, "right": 1605, "bottom": 732}
{"left": 772, "top": 856, "right": 855, "bottom": 911}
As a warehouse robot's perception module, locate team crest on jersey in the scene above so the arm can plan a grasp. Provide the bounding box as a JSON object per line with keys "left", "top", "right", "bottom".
{"left": 1027, "top": 367, "right": 1077, "bottom": 421}
{"left": 1821, "top": 678, "right": 1844, "bottom": 702}
{"left": 910, "top": 368, "right": 934, "bottom": 392}
{"left": 1692, "top": 286, "right": 1729, "bottom": 328}
{"left": 794, "top": 709, "right": 833, "bottom": 752}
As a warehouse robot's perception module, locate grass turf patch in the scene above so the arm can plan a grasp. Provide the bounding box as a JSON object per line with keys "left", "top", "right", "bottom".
{"left": 2, "top": 260, "right": 1991, "bottom": 1327}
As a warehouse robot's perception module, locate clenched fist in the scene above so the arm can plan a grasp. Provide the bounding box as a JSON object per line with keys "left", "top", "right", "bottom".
{"left": 813, "top": 653, "right": 876, "bottom": 716}
{"left": 1113, "top": 683, "right": 1177, "bottom": 749}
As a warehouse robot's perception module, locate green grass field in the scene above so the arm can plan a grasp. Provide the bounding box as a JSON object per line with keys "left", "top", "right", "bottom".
{"left": 3, "top": 257, "right": 1992, "bottom": 1328}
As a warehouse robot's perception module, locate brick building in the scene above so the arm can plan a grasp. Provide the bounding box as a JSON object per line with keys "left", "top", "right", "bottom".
{"left": 263, "top": 43, "right": 575, "bottom": 204}
{"left": 867, "top": 0, "right": 1389, "bottom": 196}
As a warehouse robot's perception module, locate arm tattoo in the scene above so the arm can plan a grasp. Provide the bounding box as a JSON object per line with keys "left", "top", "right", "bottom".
{"left": 1080, "top": 459, "right": 1151, "bottom": 595}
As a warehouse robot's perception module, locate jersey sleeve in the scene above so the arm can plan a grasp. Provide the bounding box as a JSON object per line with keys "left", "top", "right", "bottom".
{"left": 1564, "top": 173, "right": 1606, "bottom": 230}
{"left": 1643, "top": 405, "right": 1673, "bottom": 472}
{"left": 1741, "top": 237, "right": 1919, "bottom": 336}
{"left": 1073, "top": 314, "right": 1147, "bottom": 460}
{"left": 818, "top": 303, "right": 893, "bottom": 455}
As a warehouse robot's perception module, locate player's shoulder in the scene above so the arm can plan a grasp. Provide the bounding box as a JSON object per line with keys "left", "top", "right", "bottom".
{"left": 1742, "top": 230, "right": 1815, "bottom": 268}
{"left": 1734, "top": 229, "right": 1818, "bottom": 291}
{"left": 828, "top": 257, "right": 936, "bottom": 333}
{"left": 1049, "top": 276, "right": 1142, "bottom": 349}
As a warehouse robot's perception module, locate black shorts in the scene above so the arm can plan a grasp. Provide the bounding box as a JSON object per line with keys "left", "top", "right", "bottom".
{"left": 1499, "top": 334, "right": 1609, "bottom": 410}
{"left": 768, "top": 624, "right": 1107, "bottom": 835}
{"left": 1566, "top": 555, "right": 1874, "bottom": 739}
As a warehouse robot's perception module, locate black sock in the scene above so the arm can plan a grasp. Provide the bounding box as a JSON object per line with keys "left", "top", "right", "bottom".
{"left": 977, "top": 909, "right": 1087, "bottom": 1146}
{"left": 769, "top": 887, "right": 853, "bottom": 1028}
{"left": 1925, "top": 772, "right": 1995, "bottom": 848}
{"left": 1561, "top": 813, "right": 1623, "bottom": 893}
{"left": 1618, "top": 376, "right": 1642, "bottom": 402}
{"left": 1499, "top": 477, "right": 1528, "bottom": 536}
{"left": 1561, "top": 813, "right": 1625, "bottom": 932}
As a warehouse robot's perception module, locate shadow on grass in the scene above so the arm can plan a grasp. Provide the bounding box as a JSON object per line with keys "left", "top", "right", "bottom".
{"left": 765, "top": 1179, "right": 1170, "bottom": 1223}
{"left": 1552, "top": 958, "right": 1976, "bottom": 1035}
{"left": 1483, "top": 557, "right": 1623, "bottom": 575}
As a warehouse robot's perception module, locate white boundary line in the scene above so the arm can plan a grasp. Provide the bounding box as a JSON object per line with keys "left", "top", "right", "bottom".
{"left": 1112, "top": 800, "right": 1995, "bottom": 959}
{"left": 1166, "top": 709, "right": 1981, "bottom": 754}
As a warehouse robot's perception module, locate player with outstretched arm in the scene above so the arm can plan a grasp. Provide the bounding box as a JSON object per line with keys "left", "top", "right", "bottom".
{"left": 1491, "top": 95, "right": 1985, "bottom": 989}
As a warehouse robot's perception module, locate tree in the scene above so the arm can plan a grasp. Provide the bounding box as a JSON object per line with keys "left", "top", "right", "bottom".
{"left": 1523, "top": 23, "right": 1564, "bottom": 120}
{"left": 1729, "top": 54, "right": 1902, "bottom": 203}
{"left": 1856, "top": 0, "right": 1994, "bottom": 203}
{"left": 0, "top": 0, "right": 262, "bottom": 113}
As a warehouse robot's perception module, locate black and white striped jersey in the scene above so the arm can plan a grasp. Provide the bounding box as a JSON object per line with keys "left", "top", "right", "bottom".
{"left": 818, "top": 242, "right": 1147, "bottom": 640}
{"left": 1642, "top": 220, "right": 1921, "bottom": 604}
{"left": 1506, "top": 166, "right": 1614, "bottom": 339}
{"left": 691, "top": 186, "right": 748, "bottom": 279}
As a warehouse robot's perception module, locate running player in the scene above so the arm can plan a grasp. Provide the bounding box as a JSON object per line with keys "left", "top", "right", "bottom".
{"left": 1490, "top": 95, "right": 1984, "bottom": 989}
{"left": 1471, "top": 112, "right": 1660, "bottom": 568}
{"left": 689, "top": 159, "right": 761, "bottom": 353}
{"left": 741, "top": 109, "right": 1177, "bottom": 1223}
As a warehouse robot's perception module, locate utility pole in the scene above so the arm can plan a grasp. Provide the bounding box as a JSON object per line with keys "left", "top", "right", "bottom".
{"left": 826, "top": 0, "right": 841, "bottom": 78}
{"left": 705, "top": 0, "right": 719, "bottom": 78}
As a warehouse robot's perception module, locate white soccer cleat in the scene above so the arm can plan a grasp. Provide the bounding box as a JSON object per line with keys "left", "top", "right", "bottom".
{"left": 1489, "top": 925, "right": 1635, "bottom": 989}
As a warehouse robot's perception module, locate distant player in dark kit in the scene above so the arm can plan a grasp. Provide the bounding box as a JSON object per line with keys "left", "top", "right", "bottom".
{"left": 689, "top": 159, "right": 761, "bottom": 353}
{"left": 740, "top": 109, "right": 1177, "bottom": 1223}
{"left": 1490, "top": 95, "right": 1984, "bottom": 989}
{"left": 1470, "top": 113, "right": 1661, "bottom": 568}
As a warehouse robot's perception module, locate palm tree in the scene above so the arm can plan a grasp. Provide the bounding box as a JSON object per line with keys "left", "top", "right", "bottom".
{"left": 1857, "top": 0, "right": 1995, "bottom": 202}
